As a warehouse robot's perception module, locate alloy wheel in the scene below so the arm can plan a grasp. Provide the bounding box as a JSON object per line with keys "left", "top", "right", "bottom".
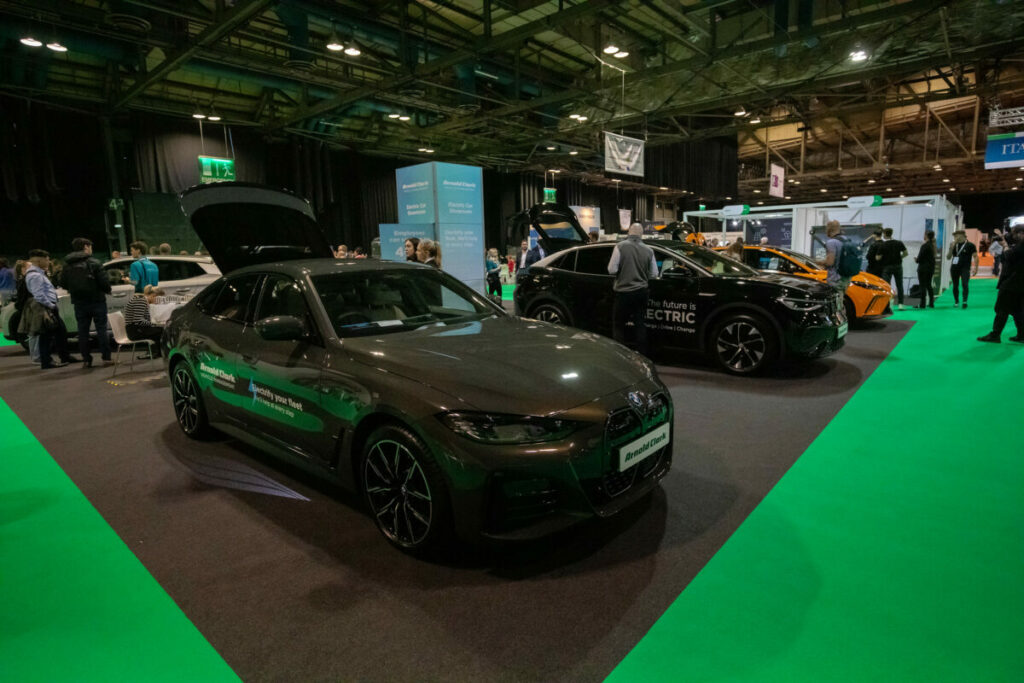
{"left": 364, "top": 439, "right": 434, "bottom": 548}
{"left": 172, "top": 366, "right": 201, "bottom": 434}
{"left": 716, "top": 321, "right": 767, "bottom": 372}
{"left": 533, "top": 304, "right": 566, "bottom": 324}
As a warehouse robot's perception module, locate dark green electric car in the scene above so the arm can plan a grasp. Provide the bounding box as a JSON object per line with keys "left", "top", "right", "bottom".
{"left": 165, "top": 183, "right": 673, "bottom": 553}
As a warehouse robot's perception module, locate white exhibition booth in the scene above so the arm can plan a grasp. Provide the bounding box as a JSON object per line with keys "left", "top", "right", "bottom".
{"left": 684, "top": 195, "right": 962, "bottom": 296}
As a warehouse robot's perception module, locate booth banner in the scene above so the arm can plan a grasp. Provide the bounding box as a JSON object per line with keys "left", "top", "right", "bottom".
{"left": 604, "top": 132, "right": 645, "bottom": 177}
{"left": 435, "top": 163, "right": 484, "bottom": 224}
{"left": 747, "top": 217, "right": 793, "bottom": 248}
{"left": 769, "top": 163, "right": 785, "bottom": 198}
{"left": 618, "top": 208, "right": 632, "bottom": 231}
{"left": 396, "top": 164, "right": 436, "bottom": 223}
{"left": 438, "top": 222, "right": 485, "bottom": 293}
{"left": 378, "top": 223, "right": 435, "bottom": 262}
{"left": 984, "top": 132, "right": 1024, "bottom": 169}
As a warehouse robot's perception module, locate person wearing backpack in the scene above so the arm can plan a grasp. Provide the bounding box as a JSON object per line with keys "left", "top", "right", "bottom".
{"left": 879, "top": 228, "right": 908, "bottom": 310}
{"left": 60, "top": 237, "right": 113, "bottom": 368}
{"left": 821, "top": 220, "right": 860, "bottom": 295}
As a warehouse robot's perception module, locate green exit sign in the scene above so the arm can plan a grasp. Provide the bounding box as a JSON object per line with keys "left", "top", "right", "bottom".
{"left": 198, "top": 156, "right": 235, "bottom": 184}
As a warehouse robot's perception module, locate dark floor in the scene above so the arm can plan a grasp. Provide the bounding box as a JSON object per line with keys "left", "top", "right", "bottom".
{"left": 0, "top": 320, "right": 911, "bottom": 682}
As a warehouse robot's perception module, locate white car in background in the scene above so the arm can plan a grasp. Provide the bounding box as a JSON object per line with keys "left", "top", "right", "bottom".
{"left": 1, "top": 255, "right": 220, "bottom": 343}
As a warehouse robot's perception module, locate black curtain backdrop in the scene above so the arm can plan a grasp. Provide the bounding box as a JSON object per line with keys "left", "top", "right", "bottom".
{"left": 645, "top": 137, "right": 738, "bottom": 199}
{"left": 0, "top": 96, "right": 106, "bottom": 259}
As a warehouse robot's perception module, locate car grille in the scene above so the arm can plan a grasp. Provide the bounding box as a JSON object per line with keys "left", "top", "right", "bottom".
{"left": 581, "top": 391, "right": 671, "bottom": 506}
{"left": 485, "top": 474, "right": 560, "bottom": 533}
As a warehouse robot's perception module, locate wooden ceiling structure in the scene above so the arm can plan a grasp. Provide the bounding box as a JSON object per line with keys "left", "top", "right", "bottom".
{"left": 2, "top": 0, "right": 1023, "bottom": 204}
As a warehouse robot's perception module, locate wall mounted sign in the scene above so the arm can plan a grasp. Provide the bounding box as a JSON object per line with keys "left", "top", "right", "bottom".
{"left": 984, "top": 132, "right": 1024, "bottom": 169}
{"left": 846, "top": 195, "right": 883, "bottom": 209}
{"left": 721, "top": 204, "right": 751, "bottom": 216}
{"left": 604, "top": 132, "right": 645, "bottom": 177}
{"left": 197, "top": 156, "right": 235, "bottom": 184}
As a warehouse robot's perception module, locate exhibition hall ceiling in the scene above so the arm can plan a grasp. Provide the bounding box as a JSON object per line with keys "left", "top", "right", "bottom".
{"left": 2, "top": 0, "right": 1024, "bottom": 203}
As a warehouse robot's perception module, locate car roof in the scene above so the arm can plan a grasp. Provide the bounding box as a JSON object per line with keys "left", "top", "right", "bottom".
{"left": 104, "top": 255, "right": 215, "bottom": 265}
{"left": 221, "top": 257, "right": 431, "bottom": 278}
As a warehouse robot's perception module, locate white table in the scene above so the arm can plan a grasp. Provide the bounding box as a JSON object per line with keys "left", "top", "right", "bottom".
{"left": 149, "top": 302, "right": 184, "bottom": 324}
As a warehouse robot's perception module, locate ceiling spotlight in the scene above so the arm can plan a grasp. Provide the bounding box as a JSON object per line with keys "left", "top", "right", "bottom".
{"left": 577, "top": 116, "right": 588, "bottom": 122}
{"left": 569, "top": 113, "right": 581, "bottom": 119}
{"left": 750, "top": 115, "right": 761, "bottom": 124}
{"left": 659, "top": 186, "right": 668, "bottom": 190}
{"left": 1013, "top": 186, "right": 1019, "bottom": 190}
{"left": 46, "top": 40, "right": 67, "bottom": 52}
{"left": 603, "top": 45, "right": 619, "bottom": 54}
{"left": 614, "top": 51, "right": 629, "bottom": 58}
{"left": 843, "top": 195, "right": 849, "bottom": 199}
{"left": 849, "top": 49, "right": 869, "bottom": 62}
{"left": 942, "top": 178, "right": 950, "bottom": 182}
{"left": 784, "top": 195, "right": 791, "bottom": 199}
{"left": 399, "top": 115, "right": 410, "bottom": 121}
{"left": 326, "top": 30, "right": 343, "bottom": 51}
{"left": 569, "top": 150, "right": 578, "bottom": 155}
{"left": 757, "top": 201, "right": 764, "bottom": 205}
{"left": 793, "top": 180, "right": 801, "bottom": 185}
{"left": 20, "top": 36, "right": 42, "bottom": 47}
{"left": 192, "top": 112, "right": 206, "bottom": 119}
{"left": 548, "top": 169, "right": 561, "bottom": 173}
{"left": 820, "top": 188, "right": 828, "bottom": 192}
{"left": 726, "top": 196, "right": 732, "bottom": 200}
{"left": 418, "top": 147, "right": 427, "bottom": 152}
{"left": 546, "top": 146, "right": 556, "bottom": 151}
{"left": 734, "top": 106, "right": 747, "bottom": 117}
{"left": 949, "top": 187, "right": 956, "bottom": 191}
{"left": 424, "top": 149, "right": 434, "bottom": 154}
{"left": 388, "top": 113, "right": 401, "bottom": 119}
{"left": 1016, "top": 177, "right": 1023, "bottom": 182}
{"left": 900, "top": 194, "right": 906, "bottom": 197}
{"left": 612, "top": 178, "right": 621, "bottom": 183}
{"left": 753, "top": 189, "right": 761, "bottom": 193}
{"left": 886, "top": 187, "right": 892, "bottom": 191}
{"left": 207, "top": 113, "right": 221, "bottom": 122}
{"left": 344, "top": 45, "right": 361, "bottom": 56}
{"left": 867, "top": 179, "right": 876, "bottom": 184}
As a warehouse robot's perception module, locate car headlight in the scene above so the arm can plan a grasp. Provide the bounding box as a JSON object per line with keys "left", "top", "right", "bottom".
{"left": 438, "top": 412, "right": 582, "bottom": 444}
{"left": 851, "top": 280, "right": 885, "bottom": 291}
{"left": 777, "top": 296, "right": 824, "bottom": 311}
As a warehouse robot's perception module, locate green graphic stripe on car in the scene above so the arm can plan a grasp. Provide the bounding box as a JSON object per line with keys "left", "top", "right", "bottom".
{"left": 608, "top": 279, "right": 1024, "bottom": 682}
{"left": 0, "top": 397, "right": 238, "bottom": 682}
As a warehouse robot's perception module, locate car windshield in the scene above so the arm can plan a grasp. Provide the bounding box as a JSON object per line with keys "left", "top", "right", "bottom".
{"left": 778, "top": 248, "right": 821, "bottom": 271}
{"left": 659, "top": 242, "right": 759, "bottom": 276}
{"left": 312, "top": 269, "right": 498, "bottom": 338}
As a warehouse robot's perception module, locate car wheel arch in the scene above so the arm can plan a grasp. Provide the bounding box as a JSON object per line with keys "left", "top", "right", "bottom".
{"left": 348, "top": 411, "right": 446, "bottom": 495}
{"left": 700, "top": 302, "right": 783, "bottom": 353}
{"left": 525, "top": 296, "right": 574, "bottom": 325}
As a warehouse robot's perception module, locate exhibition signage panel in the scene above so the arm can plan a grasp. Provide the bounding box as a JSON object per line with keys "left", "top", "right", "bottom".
{"left": 847, "top": 195, "right": 883, "bottom": 208}
{"left": 378, "top": 223, "right": 434, "bottom": 262}
{"left": 396, "top": 163, "right": 436, "bottom": 223}
{"left": 604, "top": 132, "right": 645, "bottom": 177}
{"left": 769, "top": 163, "right": 785, "bottom": 198}
{"left": 438, "top": 222, "right": 485, "bottom": 292}
{"left": 434, "top": 163, "right": 484, "bottom": 224}
{"left": 197, "top": 156, "right": 235, "bottom": 184}
{"left": 984, "top": 132, "right": 1024, "bottom": 169}
{"left": 722, "top": 204, "right": 751, "bottom": 216}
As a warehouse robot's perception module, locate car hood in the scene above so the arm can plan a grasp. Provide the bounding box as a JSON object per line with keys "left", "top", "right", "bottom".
{"left": 342, "top": 315, "right": 652, "bottom": 414}
{"left": 854, "top": 271, "right": 892, "bottom": 290}
{"left": 179, "top": 183, "right": 334, "bottom": 274}
{"left": 743, "top": 272, "right": 835, "bottom": 297}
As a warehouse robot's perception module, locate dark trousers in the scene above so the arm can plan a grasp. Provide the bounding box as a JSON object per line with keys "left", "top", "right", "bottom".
{"left": 39, "top": 315, "right": 73, "bottom": 367}
{"left": 74, "top": 300, "right": 111, "bottom": 362}
{"left": 917, "top": 269, "right": 934, "bottom": 307}
{"left": 486, "top": 273, "right": 501, "bottom": 298}
{"left": 993, "top": 290, "right": 1023, "bottom": 335}
{"left": 881, "top": 265, "right": 904, "bottom": 304}
{"left": 613, "top": 287, "right": 649, "bottom": 356}
{"left": 992, "top": 253, "right": 1002, "bottom": 277}
{"left": 127, "top": 322, "right": 164, "bottom": 356}
{"left": 950, "top": 268, "right": 970, "bottom": 304}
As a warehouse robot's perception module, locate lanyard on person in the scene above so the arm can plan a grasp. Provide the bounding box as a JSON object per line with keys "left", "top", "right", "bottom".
{"left": 955, "top": 241, "right": 968, "bottom": 258}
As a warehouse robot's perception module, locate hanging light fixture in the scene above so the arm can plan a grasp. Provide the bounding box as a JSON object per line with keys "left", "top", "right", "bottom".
{"left": 614, "top": 51, "right": 629, "bottom": 58}
{"left": 568, "top": 150, "right": 578, "bottom": 155}
{"left": 734, "top": 105, "right": 746, "bottom": 117}
{"left": 192, "top": 112, "right": 206, "bottom": 120}
{"left": 207, "top": 108, "right": 221, "bottom": 122}
{"left": 20, "top": 36, "right": 42, "bottom": 47}
{"left": 46, "top": 39, "right": 67, "bottom": 52}
{"left": 344, "top": 42, "right": 361, "bottom": 57}
{"left": 603, "top": 45, "right": 619, "bottom": 54}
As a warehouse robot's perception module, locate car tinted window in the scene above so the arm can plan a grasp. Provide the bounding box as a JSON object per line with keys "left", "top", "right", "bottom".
{"left": 312, "top": 268, "right": 497, "bottom": 338}
{"left": 548, "top": 251, "right": 576, "bottom": 270}
{"left": 660, "top": 242, "right": 758, "bottom": 276}
{"left": 573, "top": 246, "right": 613, "bottom": 275}
{"left": 195, "top": 279, "right": 224, "bottom": 313}
{"left": 207, "top": 273, "right": 262, "bottom": 323}
{"left": 256, "top": 274, "right": 309, "bottom": 320}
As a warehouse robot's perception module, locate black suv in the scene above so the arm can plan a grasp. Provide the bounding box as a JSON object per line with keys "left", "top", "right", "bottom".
{"left": 512, "top": 205, "right": 847, "bottom": 374}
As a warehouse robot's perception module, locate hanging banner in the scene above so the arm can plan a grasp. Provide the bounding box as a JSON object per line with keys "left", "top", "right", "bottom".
{"left": 984, "top": 132, "right": 1024, "bottom": 169}
{"left": 618, "top": 208, "right": 632, "bottom": 231}
{"left": 604, "top": 132, "right": 645, "bottom": 177}
{"left": 769, "top": 163, "right": 785, "bottom": 198}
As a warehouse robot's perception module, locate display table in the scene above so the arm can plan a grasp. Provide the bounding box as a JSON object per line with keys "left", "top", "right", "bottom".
{"left": 149, "top": 302, "right": 184, "bottom": 324}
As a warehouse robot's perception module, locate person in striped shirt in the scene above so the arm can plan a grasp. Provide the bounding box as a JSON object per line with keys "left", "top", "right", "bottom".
{"left": 124, "top": 285, "right": 165, "bottom": 358}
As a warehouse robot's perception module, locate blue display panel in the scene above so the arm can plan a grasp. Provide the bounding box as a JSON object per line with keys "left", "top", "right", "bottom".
{"left": 379, "top": 223, "right": 435, "bottom": 262}
{"left": 434, "top": 163, "right": 483, "bottom": 224}
{"left": 438, "top": 222, "right": 485, "bottom": 293}
{"left": 396, "top": 163, "right": 436, "bottom": 224}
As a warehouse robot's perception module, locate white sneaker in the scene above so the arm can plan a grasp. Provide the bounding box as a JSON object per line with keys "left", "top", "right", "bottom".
{"left": 898, "top": 304, "right": 905, "bottom": 310}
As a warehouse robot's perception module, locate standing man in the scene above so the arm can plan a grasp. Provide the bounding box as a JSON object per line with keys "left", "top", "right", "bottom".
{"left": 914, "top": 230, "right": 937, "bottom": 308}
{"left": 608, "top": 223, "right": 658, "bottom": 356}
{"left": 61, "top": 238, "right": 112, "bottom": 368}
{"left": 946, "top": 230, "right": 978, "bottom": 308}
{"left": 989, "top": 229, "right": 1005, "bottom": 277}
{"left": 21, "top": 250, "right": 77, "bottom": 369}
{"left": 978, "top": 225, "right": 1024, "bottom": 343}
{"left": 127, "top": 241, "right": 159, "bottom": 293}
{"left": 879, "top": 228, "right": 908, "bottom": 310}
{"left": 864, "top": 229, "right": 884, "bottom": 277}
{"left": 820, "top": 220, "right": 852, "bottom": 294}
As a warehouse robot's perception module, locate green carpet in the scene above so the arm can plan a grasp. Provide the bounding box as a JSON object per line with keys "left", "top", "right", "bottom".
{"left": 0, "top": 336, "right": 16, "bottom": 346}
{"left": 0, "top": 397, "right": 237, "bottom": 681}
{"left": 608, "top": 279, "right": 1023, "bottom": 682}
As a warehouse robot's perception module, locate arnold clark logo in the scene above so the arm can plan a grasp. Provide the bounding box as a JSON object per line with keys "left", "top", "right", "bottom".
{"left": 620, "top": 423, "right": 670, "bottom": 470}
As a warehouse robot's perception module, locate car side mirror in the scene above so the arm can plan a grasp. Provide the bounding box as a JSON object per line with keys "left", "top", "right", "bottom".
{"left": 255, "top": 315, "right": 308, "bottom": 341}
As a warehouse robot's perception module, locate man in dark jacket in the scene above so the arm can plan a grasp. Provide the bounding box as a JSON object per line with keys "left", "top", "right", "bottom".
{"left": 978, "top": 225, "right": 1024, "bottom": 343}
{"left": 608, "top": 223, "right": 658, "bottom": 356}
{"left": 61, "top": 237, "right": 112, "bottom": 367}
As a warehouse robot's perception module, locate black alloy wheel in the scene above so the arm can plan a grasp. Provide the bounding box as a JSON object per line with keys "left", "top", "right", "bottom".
{"left": 171, "top": 363, "right": 212, "bottom": 438}
{"left": 361, "top": 425, "right": 451, "bottom": 552}
{"left": 529, "top": 301, "right": 570, "bottom": 325}
{"left": 844, "top": 296, "right": 857, "bottom": 326}
{"left": 712, "top": 314, "right": 777, "bottom": 375}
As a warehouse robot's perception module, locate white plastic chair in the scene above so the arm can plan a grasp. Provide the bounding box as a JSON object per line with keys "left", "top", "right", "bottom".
{"left": 107, "top": 311, "right": 157, "bottom": 377}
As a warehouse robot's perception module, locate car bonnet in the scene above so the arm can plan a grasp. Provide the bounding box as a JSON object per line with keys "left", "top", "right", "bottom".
{"left": 179, "top": 183, "right": 334, "bottom": 274}
{"left": 340, "top": 315, "right": 653, "bottom": 415}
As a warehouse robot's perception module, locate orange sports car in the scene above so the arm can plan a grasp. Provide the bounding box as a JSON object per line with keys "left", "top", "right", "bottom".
{"left": 716, "top": 245, "right": 894, "bottom": 322}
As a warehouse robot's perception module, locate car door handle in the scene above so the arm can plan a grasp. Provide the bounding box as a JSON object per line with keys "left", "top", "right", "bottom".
{"left": 111, "top": 292, "right": 129, "bottom": 298}
{"left": 242, "top": 354, "right": 259, "bottom": 366}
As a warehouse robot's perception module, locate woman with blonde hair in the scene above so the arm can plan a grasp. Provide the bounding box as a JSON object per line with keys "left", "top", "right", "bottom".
{"left": 417, "top": 239, "right": 441, "bottom": 268}
{"left": 124, "top": 284, "right": 166, "bottom": 357}
{"left": 485, "top": 247, "right": 502, "bottom": 299}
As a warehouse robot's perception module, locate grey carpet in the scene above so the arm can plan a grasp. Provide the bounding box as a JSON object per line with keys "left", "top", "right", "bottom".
{"left": 0, "top": 319, "right": 911, "bottom": 682}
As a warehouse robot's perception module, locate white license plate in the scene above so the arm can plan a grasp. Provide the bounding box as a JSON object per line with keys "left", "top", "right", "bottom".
{"left": 618, "top": 422, "right": 671, "bottom": 472}
{"left": 838, "top": 322, "right": 848, "bottom": 339}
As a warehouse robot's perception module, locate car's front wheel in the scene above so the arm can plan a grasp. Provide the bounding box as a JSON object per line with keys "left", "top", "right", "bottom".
{"left": 361, "top": 424, "right": 451, "bottom": 553}
{"left": 171, "top": 362, "right": 212, "bottom": 439}
{"left": 529, "top": 301, "right": 571, "bottom": 326}
{"left": 711, "top": 313, "right": 777, "bottom": 375}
